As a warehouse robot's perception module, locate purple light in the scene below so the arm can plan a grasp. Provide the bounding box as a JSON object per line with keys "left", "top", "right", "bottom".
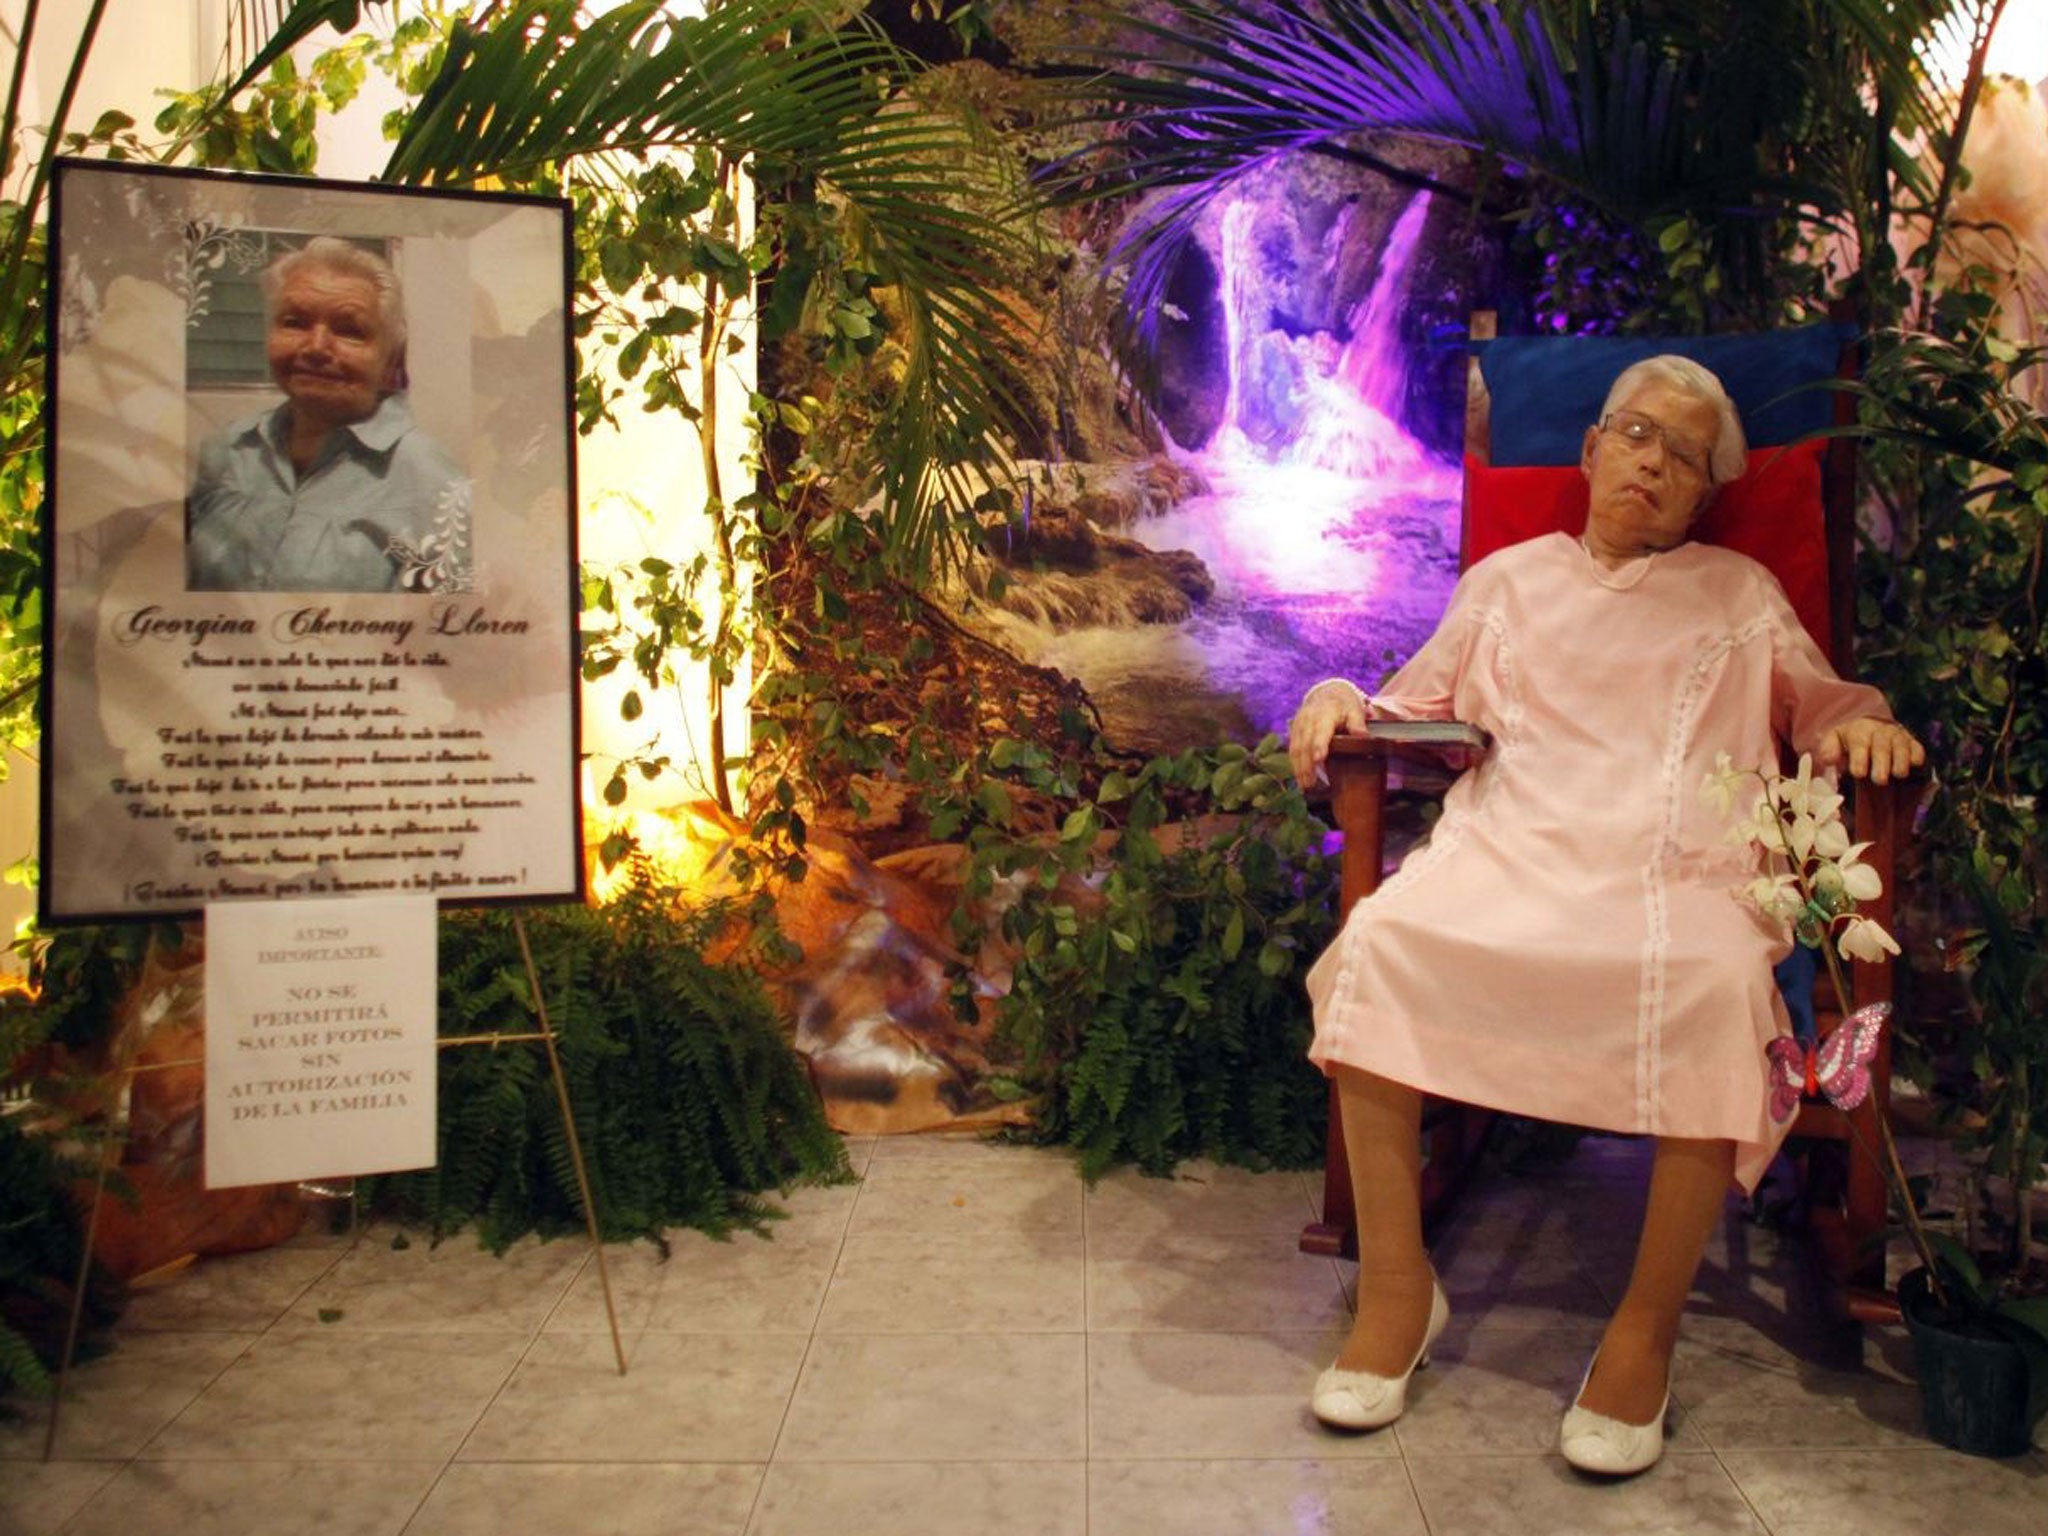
{"left": 1131, "top": 188, "right": 1461, "bottom": 736}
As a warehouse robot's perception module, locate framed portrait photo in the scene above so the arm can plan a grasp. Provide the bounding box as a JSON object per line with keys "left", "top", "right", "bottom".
{"left": 41, "top": 160, "right": 583, "bottom": 922}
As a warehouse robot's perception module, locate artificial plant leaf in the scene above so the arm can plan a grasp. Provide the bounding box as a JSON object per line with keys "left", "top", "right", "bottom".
{"left": 1046, "top": 0, "right": 1951, "bottom": 376}
{"left": 380, "top": 0, "right": 1035, "bottom": 578}
{"left": 1925, "top": 1230, "right": 1988, "bottom": 1306}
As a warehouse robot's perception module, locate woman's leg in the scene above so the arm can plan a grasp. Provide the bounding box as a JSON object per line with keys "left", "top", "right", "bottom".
{"left": 1331, "top": 1064, "right": 1438, "bottom": 1373}
{"left": 1576, "top": 1135, "right": 1738, "bottom": 1422}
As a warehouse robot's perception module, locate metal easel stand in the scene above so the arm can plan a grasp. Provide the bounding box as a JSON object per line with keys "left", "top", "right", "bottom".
{"left": 433, "top": 912, "right": 627, "bottom": 1376}
{"left": 42, "top": 909, "right": 625, "bottom": 1461}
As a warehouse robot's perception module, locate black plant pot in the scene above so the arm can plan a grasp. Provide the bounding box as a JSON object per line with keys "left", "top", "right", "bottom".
{"left": 1899, "top": 1267, "right": 2037, "bottom": 1458}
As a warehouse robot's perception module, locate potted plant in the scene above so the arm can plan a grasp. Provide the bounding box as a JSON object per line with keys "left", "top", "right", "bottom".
{"left": 1898, "top": 856, "right": 2048, "bottom": 1457}
{"left": 1709, "top": 745, "right": 2048, "bottom": 1456}
{"left": 1851, "top": 307, "right": 2048, "bottom": 1455}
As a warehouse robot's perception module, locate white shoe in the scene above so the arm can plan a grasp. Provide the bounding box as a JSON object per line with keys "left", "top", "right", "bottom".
{"left": 1311, "top": 1277, "right": 1449, "bottom": 1431}
{"left": 1559, "top": 1354, "right": 1669, "bottom": 1476}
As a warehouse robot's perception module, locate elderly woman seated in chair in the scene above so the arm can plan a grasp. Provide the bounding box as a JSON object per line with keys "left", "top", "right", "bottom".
{"left": 1287, "top": 355, "right": 1921, "bottom": 1477}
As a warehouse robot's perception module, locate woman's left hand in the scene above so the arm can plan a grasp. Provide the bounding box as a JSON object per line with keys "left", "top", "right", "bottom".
{"left": 1814, "top": 718, "right": 1925, "bottom": 785}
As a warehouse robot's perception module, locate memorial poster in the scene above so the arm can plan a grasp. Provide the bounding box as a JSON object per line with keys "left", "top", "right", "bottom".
{"left": 42, "top": 161, "right": 581, "bottom": 921}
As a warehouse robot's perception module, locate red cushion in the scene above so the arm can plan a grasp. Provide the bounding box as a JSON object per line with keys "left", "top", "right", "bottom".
{"left": 1461, "top": 440, "right": 1832, "bottom": 662}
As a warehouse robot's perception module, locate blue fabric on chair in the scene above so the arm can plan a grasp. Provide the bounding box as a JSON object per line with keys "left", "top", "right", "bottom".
{"left": 1477, "top": 323, "right": 1854, "bottom": 462}
{"left": 1774, "top": 944, "right": 1819, "bottom": 1046}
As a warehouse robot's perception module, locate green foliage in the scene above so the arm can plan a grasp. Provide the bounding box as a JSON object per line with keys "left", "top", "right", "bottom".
{"left": 0, "top": 924, "right": 162, "bottom": 1404}
{"left": 952, "top": 733, "right": 1336, "bottom": 1176}
{"left": 1854, "top": 284, "right": 2048, "bottom": 1283}
{"left": 908, "top": 0, "right": 1003, "bottom": 55}
{"left": 1858, "top": 320, "right": 2048, "bottom": 816}
{"left": 1496, "top": 0, "right": 1943, "bottom": 336}
{"left": 154, "top": 41, "right": 375, "bottom": 174}
{"left": 414, "top": 4, "right": 1044, "bottom": 823}
{"left": 0, "top": 206, "right": 48, "bottom": 758}
{"left": 571, "top": 141, "right": 796, "bottom": 818}
{"left": 0, "top": 2, "right": 382, "bottom": 759}
{"left": 0, "top": 1110, "right": 119, "bottom": 1403}
{"left": 1515, "top": 194, "right": 1831, "bottom": 337}
{"left": 0, "top": 919, "right": 174, "bottom": 1405}
{"left": 149, "top": 9, "right": 457, "bottom": 180}
{"left": 0, "top": 105, "right": 150, "bottom": 758}
{"left": 1062, "top": 0, "right": 1950, "bottom": 355}
{"left": 1921, "top": 1231, "right": 2048, "bottom": 1436}
{"left": 5, "top": 922, "right": 184, "bottom": 1056}
{"left": 380, "top": 0, "right": 1039, "bottom": 578}
{"left": 0, "top": 889, "right": 847, "bottom": 1391}
{"left": 1855, "top": 314, "right": 2047, "bottom": 882}
{"left": 364, "top": 870, "right": 850, "bottom": 1249}
{"left": 1948, "top": 856, "right": 2048, "bottom": 1273}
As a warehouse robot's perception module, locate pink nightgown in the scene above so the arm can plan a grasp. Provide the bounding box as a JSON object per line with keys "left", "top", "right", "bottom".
{"left": 1304, "top": 532, "right": 1891, "bottom": 1191}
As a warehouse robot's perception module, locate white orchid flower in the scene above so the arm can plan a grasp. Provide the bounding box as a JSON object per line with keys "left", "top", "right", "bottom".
{"left": 1722, "top": 788, "right": 1777, "bottom": 850}
{"left": 1699, "top": 753, "right": 1749, "bottom": 820}
{"left": 1833, "top": 843, "right": 1883, "bottom": 903}
{"left": 1740, "top": 873, "right": 1805, "bottom": 923}
{"left": 1779, "top": 753, "right": 1845, "bottom": 823}
{"left": 1780, "top": 753, "right": 1817, "bottom": 809}
{"left": 1814, "top": 816, "right": 1852, "bottom": 860}
{"left": 1712, "top": 756, "right": 1892, "bottom": 964}
{"left": 1786, "top": 812, "right": 1819, "bottom": 861}
{"left": 1837, "top": 914, "right": 1901, "bottom": 963}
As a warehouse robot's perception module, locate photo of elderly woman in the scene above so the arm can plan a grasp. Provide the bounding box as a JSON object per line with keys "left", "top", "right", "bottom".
{"left": 186, "top": 235, "right": 470, "bottom": 593}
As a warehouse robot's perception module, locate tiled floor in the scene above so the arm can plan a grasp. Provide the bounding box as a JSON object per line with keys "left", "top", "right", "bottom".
{"left": 5, "top": 1133, "right": 2045, "bottom": 1536}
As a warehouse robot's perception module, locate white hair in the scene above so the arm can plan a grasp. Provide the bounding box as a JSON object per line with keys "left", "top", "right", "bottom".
{"left": 261, "top": 236, "right": 407, "bottom": 353}
{"left": 1597, "top": 354, "right": 1748, "bottom": 484}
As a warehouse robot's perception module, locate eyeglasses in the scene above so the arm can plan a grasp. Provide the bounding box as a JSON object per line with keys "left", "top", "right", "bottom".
{"left": 1600, "top": 409, "right": 1712, "bottom": 479}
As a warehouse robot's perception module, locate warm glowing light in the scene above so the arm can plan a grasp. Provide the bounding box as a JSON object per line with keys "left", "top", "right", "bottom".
{"left": 1922, "top": 0, "right": 2048, "bottom": 88}
{"left": 585, "top": 800, "right": 747, "bottom": 904}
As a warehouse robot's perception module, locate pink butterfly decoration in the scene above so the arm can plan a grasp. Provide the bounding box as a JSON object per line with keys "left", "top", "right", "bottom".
{"left": 1765, "top": 1002, "right": 1890, "bottom": 1123}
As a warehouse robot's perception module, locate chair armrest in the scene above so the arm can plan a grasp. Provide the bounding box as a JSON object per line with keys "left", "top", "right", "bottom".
{"left": 1324, "top": 726, "right": 1489, "bottom": 915}
{"left": 1326, "top": 722, "right": 1489, "bottom": 782}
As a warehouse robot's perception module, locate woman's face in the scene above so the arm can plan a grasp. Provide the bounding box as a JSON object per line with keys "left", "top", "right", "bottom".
{"left": 1578, "top": 379, "right": 1721, "bottom": 555}
{"left": 266, "top": 264, "right": 397, "bottom": 429}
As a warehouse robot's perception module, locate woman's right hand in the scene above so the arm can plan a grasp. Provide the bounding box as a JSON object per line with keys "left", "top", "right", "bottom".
{"left": 1288, "top": 680, "right": 1370, "bottom": 788}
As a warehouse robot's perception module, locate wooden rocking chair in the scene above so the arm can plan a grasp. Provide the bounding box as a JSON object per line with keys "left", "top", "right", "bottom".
{"left": 1299, "top": 312, "right": 1915, "bottom": 1325}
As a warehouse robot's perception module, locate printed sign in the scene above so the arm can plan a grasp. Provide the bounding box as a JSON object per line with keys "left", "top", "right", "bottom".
{"left": 203, "top": 895, "right": 437, "bottom": 1189}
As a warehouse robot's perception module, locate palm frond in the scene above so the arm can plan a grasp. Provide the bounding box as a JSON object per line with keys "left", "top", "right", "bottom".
{"left": 1050, "top": 2, "right": 1584, "bottom": 203}
{"left": 223, "top": 1, "right": 389, "bottom": 96}
{"left": 1052, "top": 0, "right": 1968, "bottom": 346}
{"left": 382, "top": 0, "right": 1037, "bottom": 573}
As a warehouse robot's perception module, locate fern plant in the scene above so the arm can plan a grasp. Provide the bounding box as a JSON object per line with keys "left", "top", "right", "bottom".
{"left": 366, "top": 866, "right": 850, "bottom": 1249}
{"left": 0, "top": 925, "right": 163, "bottom": 1404}
{"left": 0, "top": 1111, "right": 125, "bottom": 1404}
{"left": 952, "top": 734, "right": 1337, "bottom": 1177}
